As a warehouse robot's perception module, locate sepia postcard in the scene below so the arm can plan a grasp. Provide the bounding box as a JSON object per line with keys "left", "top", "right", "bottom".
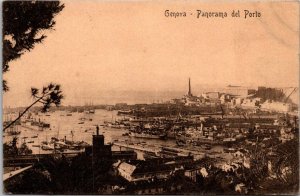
{"left": 2, "top": 0, "right": 299, "bottom": 195}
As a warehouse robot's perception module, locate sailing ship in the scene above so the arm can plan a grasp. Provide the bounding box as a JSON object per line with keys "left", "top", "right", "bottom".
{"left": 7, "top": 129, "right": 21, "bottom": 136}
{"left": 84, "top": 100, "right": 95, "bottom": 114}
{"left": 6, "top": 124, "right": 21, "bottom": 136}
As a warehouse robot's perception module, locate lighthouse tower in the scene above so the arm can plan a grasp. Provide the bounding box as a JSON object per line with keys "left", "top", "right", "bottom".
{"left": 188, "top": 78, "right": 192, "bottom": 97}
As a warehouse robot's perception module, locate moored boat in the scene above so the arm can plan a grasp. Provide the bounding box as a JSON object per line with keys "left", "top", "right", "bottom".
{"left": 129, "top": 132, "right": 159, "bottom": 139}
{"left": 129, "top": 131, "right": 167, "bottom": 139}
{"left": 41, "top": 144, "right": 54, "bottom": 150}
{"left": 176, "top": 135, "right": 223, "bottom": 145}
{"left": 7, "top": 130, "right": 21, "bottom": 136}
{"left": 117, "top": 110, "right": 132, "bottom": 115}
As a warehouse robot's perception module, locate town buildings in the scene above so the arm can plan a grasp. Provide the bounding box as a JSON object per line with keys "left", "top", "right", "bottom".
{"left": 170, "top": 78, "right": 296, "bottom": 113}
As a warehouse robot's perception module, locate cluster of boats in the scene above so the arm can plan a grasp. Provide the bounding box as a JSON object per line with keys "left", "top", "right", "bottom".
{"left": 6, "top": 129, "right": 21, "bottom": 136}
{"left": 108, "top": 114, "right": 247, "bottom": 146}
{"left": 102, "top": 120, "right": 128, "bottom": 129}
{"left": 128, "top": 114, "right": 292, "bottom": 146}
{"left": 128, "top": 124, "right": 167, "bottom": 139}
{"left": 103, "top": 117, "right": 172, "bottom": 139}
{"left": 32, "top": 137, "right": 90, "bottom": 152}
{"left": 78, "top": 117, "right": 93, "bottom": 124}
{"left": 4, "top": 125, "right": 21, "bottom": 136}
{"left": 20, "top": 119, "right": 51, "bottom": 131}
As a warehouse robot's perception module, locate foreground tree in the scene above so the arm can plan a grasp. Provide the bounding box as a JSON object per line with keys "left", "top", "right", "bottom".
{"left": 3, "top": 137, "right": 18, "bottom": 156}
{"left": 3, "top": 1, "right": 65, "bottom": 131}
{"left": 3, "top": 1, "right": 64, "bottom": 91}
{"left": 3, "top": 136, "right": 33, "bottom": 157}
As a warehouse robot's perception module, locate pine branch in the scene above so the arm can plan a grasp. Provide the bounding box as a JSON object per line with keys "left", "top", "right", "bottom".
{"left": 3, "top": 96, "right": 44, "bottom": 131}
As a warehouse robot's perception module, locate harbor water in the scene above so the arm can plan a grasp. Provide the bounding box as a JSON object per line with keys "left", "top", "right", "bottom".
{"left": 3, "top": 109, "right": 177, "bottom": 155}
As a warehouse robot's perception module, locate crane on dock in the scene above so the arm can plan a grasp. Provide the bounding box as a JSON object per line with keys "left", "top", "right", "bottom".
{"left": 283, "top": 87, "right": 297, "bottom": 103}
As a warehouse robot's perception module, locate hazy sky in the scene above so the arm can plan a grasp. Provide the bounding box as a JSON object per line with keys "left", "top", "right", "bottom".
{"left": 3, "top": 1, "right": 299, "bottom": 107}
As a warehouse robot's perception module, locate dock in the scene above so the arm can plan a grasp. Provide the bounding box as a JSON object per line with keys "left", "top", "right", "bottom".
{"left": 113, "top": 142, "right": 206, "bottom": 160}
{"left": 3, "top": 165, "right": 33, "bottom": 182}
{"left": 4, "top": 152, "right": 82, "bottom": 167}
{"left": 113, "top": 142, "right": 158, "bottom": 153}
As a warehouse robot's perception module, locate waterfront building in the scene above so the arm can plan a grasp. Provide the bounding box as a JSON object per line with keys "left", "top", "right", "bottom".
{"left": 184, "top": 169, "right": 199, "bottom": 182}
{"left": 170, "top": 98, "right": 185, "bottom": 105}
{"left": 116, "top": 157, "right": 194, "bottom": 183}
{"left": 184, "top": 167, "right": 209, "bottom": 183}
{"left": 84, "top": 129, "right": 112, "bottom": 173}
{"left": 235, "top": 97, "right": 243, "bottom": 105}
{"left": 260, "top": 100, "right": 291, "bottom": 113}
{"left": 112, "top": 150, "right": 137, "bottom": 160}
{"left": 116, "top": 160, "right": 176, "bottom": 182}
{"left": 240, "top": 98, "right": 259, "bottom": 109}
{"left": 202, "top": 92, "right": 220, "bottom": 100}
{"left": 86, "top": 131, "right": 137, "bottom": 161}
{"left": 115, "top": 103, "right": 129, "bottom": 110}
{"left": 220, "top": 93, "right": 233, "bottom": 104}
{"left": 115, "top": 103, "right": 128, "bottom": 107}
{"left": 92, "top": 131, "right": 112, "bottom": 159}
{"left": 223, "top": 86, "right": 256, "bottom": 97}
{"left": 181, "top": 78, "right": 205, "bottom": 106}
{"left": 279, "top": 127, "right": 295, "bottom": 143}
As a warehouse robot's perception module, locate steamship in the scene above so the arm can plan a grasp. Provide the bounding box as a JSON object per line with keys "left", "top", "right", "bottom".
{"left": 129, "top": 131, "right": 167, "bottom": 139}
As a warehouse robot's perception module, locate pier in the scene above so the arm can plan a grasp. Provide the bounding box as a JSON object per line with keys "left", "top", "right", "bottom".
{"left": 113, "top": 141, "right": 206, "bottom": 160}
{"left": 3, "top": 165, "right": 33, "bottom": 182}
{"left": 113, "top": 142, "right": 158, "bottom": 153}
{"left": 4, "top": 152, "right": 82, "bottom": 167}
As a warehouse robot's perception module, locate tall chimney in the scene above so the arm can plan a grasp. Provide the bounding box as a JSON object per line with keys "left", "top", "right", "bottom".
{"left": 188, "top": 78, "right": 192, "bottom": 96}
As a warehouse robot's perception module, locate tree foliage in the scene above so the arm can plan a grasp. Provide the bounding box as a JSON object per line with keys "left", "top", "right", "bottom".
{"left": 2, "top": 1, "right": 65, "bottom": 131}
{"left": 4, "top": 167, "right": 53, "bottom": 194}
{"left": 31, "top": 83, "right": 64, "bottom": 112}
{"left": 3, "top": 1, "right": 64, "bottom": 91}
{"left": 3, "top": 137, "right": 32, "bottom": 157}
{"left": 3, "top": 137, "right": 18, "bottom": 156}
{"left": 3, "top": 83, "right": 63, "bottom": 131}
